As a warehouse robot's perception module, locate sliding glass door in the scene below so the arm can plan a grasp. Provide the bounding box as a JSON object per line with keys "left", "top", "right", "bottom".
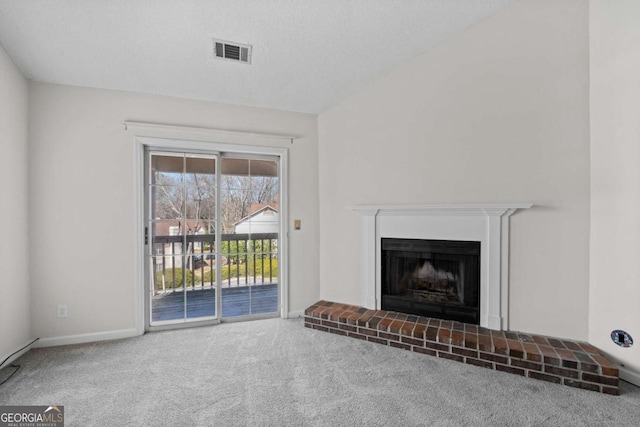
{"left": 219, "top": 157, "right": 280, "bottom": 318}
{"left": 145, "top": 149, "right": 280, "bottom": 327}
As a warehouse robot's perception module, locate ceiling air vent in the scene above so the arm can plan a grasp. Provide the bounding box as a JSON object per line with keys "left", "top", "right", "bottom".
{"left": 213, "top": 39, "right": 252, "bottom": 64}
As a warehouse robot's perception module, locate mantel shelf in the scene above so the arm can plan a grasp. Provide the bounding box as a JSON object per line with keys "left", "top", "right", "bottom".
{"left": 347, "top": 203, "right": 533, "bottom": 217}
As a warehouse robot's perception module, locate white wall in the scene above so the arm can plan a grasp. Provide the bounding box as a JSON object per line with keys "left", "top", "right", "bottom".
{"left": 589, "top": 0, "right": 640, "bottom": 385}
{"left": 0, "top": 45, "right": 31, "bottom": 359}
{"left": 28, "top": 83, "right": 319, "bottom": 342}
{"left": 318, "top": 0, "right": 590, "bottom": 340}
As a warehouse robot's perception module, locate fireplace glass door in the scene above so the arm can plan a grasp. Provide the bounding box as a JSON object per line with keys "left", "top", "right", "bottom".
{"left": 381, "top": 238, "right": 480, "bottom": 324}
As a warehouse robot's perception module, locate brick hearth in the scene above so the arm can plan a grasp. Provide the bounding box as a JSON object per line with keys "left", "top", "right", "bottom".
{"left": 304, "top": 300, "right": 619, "bottom": 395}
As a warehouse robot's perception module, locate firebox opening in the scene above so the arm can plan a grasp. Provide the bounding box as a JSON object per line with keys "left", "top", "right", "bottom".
{"left": 381, "top": 238, "right": 480, "bottom": 324}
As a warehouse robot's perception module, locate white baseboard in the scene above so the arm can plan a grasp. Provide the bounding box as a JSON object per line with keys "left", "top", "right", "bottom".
{"left": 619, "top": 366, "right": 640, "bottom": 388}
{"left": 287, "top": 309, "right": 305, "bottom": 319}
{"left": 34, "top": 328, "right": 141, "bottom": 348}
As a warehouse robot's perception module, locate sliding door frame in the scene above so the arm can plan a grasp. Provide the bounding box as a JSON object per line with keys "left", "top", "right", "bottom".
{"left": 132, "top": 134, "right": 289, "bottom": 334}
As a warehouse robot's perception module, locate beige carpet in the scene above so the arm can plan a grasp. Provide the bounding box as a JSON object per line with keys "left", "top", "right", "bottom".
{"left": 1, "top": 318, "right": 639, "bottom": 426}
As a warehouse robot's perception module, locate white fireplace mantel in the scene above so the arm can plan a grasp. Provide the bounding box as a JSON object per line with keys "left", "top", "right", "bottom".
{"left": 347, "top": 203, "right": 533, "bottom": 330}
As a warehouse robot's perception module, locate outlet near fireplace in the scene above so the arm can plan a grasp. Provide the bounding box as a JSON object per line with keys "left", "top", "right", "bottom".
{"left": 381, "top": 238, "right": 480, "bottom": 324}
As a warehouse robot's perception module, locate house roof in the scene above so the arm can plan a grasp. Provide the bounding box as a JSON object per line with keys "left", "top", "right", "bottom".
{"left": 249, "top": 202, "right": 278, "bottom": 215}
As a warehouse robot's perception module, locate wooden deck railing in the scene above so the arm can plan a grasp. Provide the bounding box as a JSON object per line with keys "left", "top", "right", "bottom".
{"left": 152, "top": 232, "right": 278, "bottom": 292}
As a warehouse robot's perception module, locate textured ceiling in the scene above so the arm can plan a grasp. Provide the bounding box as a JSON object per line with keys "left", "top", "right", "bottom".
{"left": 0, "top": 0, "right": 514, "bottom": 114}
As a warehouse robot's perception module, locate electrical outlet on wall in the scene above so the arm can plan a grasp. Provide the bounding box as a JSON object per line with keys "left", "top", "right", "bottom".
{"left": 57, "top": 304, "right": 68, "bottom": 318}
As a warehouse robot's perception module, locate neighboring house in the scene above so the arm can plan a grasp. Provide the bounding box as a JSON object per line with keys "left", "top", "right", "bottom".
{"left": 153, "top": 221, "right": 209, "bottom": 269}
{"left": 234, "top": 205, "right": 279, "bottom": 234}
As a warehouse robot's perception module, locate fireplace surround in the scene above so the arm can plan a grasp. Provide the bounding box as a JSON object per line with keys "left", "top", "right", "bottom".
{"left": 348, "top": 204, "right": 532, "bottom": 330}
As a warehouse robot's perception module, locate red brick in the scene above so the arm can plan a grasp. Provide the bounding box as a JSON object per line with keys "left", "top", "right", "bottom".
{"left": 377, "top": 317, "right": 393, "bottom": 332}
{"left": 506, "top": 339, "right": 524, "bottom": 359}
{"left": 511, "top": 359, "right": 542, "bottom": 372}
{"left": 477, "top": 326, "right": 491, "bottom": 336}
{"left": 425, "top": 327, "right": 438, "bottom": 342}
{"left": 464, "top": 333, "right": 478, "bottom": 350}
{"left": 336, "top": 312, "right": 350, "bottom": 323}
{"left": 389, "top": 320, "right": 405, "bottom": 334}
{"left": 452, "top": 321, "right": 465, "bottom": 331}
{"left": 465, "top": 324, "right": 479, "bottom": 334}
{"left": 427, "top": 318, "right": 441, "bottom": 328}
{"left": 438, "top": 328, "right": 452, "bottom": 344}
{"left": 348, "top": 332, "right": 367, "bottom": 340}
{"left": 573, "top": 352, "right": 599, "bottom": 373}
{"left": 547, "top": 338, "right": 566, "bottom": 349}
{"left": 416, "top": 316, "right": 430, "bottom": 325}
{"left": 328, "top": 310, "right": 344, "bottom": 322}
{"left": 452, "top": 346, "right": 477, "bottom": 358}
{"left": 338, "top": 323, "right": 357, "bottom": 333}
{"left": 426, "top": 341, "right": 449, "bottom": 352}
{"left": 516, "top": 333, "right": 535, "bottom": 343}
{"left": 562, "top": 340, "right": 582, "bottom": 351}
{"left": 466, "top": 358, "right": 493, "bottom": 369}
{"left": 538, "top": 346, "right": 560, "bottom": 366}
{"left": 582, "top": 373, "right": 618, "bottom": 387}
{"left": 564, "top": 379, "right": 600, "bottom": 392}
{"left": 496, "top": 364, "right": 525, "bottom": 376}
{"left": 492, "top": 337, "right": 509, "bottom": 356}
{"left": 591, "top": 354, "right": 618, "bottom": 377}
{"left": 477, "top": 335, "right": 492, "bottom": 352}
{"left": 413, "top": 324, "right": 426, "bottom": 339}
{"left": 394, "top": 313, "right": 408, "bottom": 322}
{"left": 578, "top": 342, "right": 601, "bottom": 354}
{"left": 320, "top": 311, "right": 331, "bottom": 320}
{"left": 544, "top": 365, "right": 579, "bottom": 379}
{"left": 367, "top": 336, "right": 388, "bottom": 345}
{"left": 390, "top": 341, "right": 411, "bottom": 350}
{"left": 356, "top": 310, "right": 376, "bottom": 326}
{"left": 413, "top": 347, "right": 437, "bottom": 356}
{"left": 401, "top": 336, "right": 424, "bottom": 347}
{"left": 555, "top": 348, "right": 579, "bottom": 369}
{"left": 367, "top": 316, "right": 382, "bottom": 328}
{"left": 528, "top": 371, "right": 561, "bottom": 384}
{"left": 379, "top": 332, "right": 400, "bottom": 342}
{"left": 383, "top": 311, "right": 398, "bottom": 320}
{"left": 440, "top": 321, "right": 453, "bottom": 330}
{"left": 479, "top": 352, "right": 508, "bottom": 365}
{"left": 359, "top": 328, "right": 377, "bottom": 337}
{"left": 303, "top": 302, "right": 618, "bottom": 395}
{"left": 400, "top": 322, "right": 415, "bottom": 336}
{"left": 346, "top": 313, "right": 360, "bottom": 325}
{"left": 439, "top": 352, "right": 464, "bottom": 362}
{"left": 321, "top": 320, "right": 338, "bottom": 329}
{"left": 522, "top": 343, "right": 542, "bottom": 363}
{"left": 532, "top": 335, "right": 550, "bottom": 346}
{"left": 450, "top": 330, "right": 464, "bottom": 347}
{"left": 504, "top": 332, "right": 519, "bottom": 341}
